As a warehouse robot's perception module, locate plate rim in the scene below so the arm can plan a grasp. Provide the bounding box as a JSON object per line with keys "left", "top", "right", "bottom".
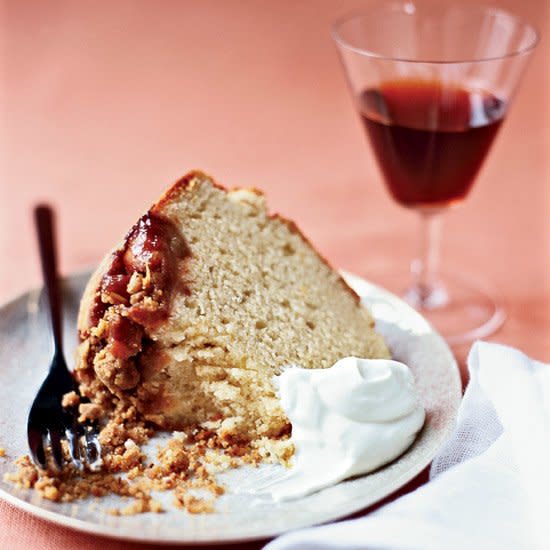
{"left": 0, "top": 270, "right": 462, "bottom": 545}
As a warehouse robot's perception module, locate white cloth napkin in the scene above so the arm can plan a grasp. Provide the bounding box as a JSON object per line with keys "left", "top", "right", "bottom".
{"left": 264, "top": 341, "right": 550, "bottom": 550}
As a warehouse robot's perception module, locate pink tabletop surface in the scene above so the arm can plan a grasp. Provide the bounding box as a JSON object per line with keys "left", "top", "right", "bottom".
{"left": 1, "top": 0, "right": 549, "bottom": 548}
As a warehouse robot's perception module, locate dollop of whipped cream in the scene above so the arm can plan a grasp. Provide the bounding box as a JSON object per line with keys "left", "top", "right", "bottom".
{"left": 270, "top": 357, "right": 425, "bottom": 501}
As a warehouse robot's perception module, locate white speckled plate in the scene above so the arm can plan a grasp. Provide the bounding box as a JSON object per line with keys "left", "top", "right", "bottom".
{"left": 0, "top": 271, "right": 461, "bottom": 544}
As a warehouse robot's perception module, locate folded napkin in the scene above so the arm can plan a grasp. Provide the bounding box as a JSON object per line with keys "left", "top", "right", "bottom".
{"left": 265, "top": 341, "right": 550, "bottom": 550}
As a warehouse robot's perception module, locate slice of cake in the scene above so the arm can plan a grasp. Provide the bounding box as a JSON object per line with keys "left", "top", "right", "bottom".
{"left": 75, "top": 171, "right": 390, "bottom": 451}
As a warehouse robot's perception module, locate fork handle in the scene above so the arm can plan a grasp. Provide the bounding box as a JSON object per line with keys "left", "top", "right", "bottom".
{"left": 34, "top": 205, "right": 63, "bottom": 352}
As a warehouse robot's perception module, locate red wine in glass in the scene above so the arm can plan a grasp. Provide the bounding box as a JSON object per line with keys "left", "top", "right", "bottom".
{"left": 359, "top": 79, "right": 506, "bottom": 209}
{"left": 333, "top": 5, "right": 537, "bottom": 343}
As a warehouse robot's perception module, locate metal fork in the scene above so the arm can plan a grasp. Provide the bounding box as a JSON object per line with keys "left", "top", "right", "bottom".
{"left": 27, "top": 205, "right": 101, "bottom": 472}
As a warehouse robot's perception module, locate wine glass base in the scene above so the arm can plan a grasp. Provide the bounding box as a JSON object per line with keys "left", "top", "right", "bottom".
{"left": 363, "top": 268, "right": 506, "bottom": 346}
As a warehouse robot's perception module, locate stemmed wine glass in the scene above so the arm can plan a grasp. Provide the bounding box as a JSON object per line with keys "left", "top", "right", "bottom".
{"left": 332, "top": 1, "right": 538, "bottom": 344}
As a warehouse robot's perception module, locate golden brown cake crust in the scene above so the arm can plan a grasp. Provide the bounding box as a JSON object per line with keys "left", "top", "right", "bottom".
{"left": 154, "top": 170, "right": 226, "bottom": 210}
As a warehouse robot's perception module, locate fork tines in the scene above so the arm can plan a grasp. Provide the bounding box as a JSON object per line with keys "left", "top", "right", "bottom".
{"left": 27, "top": 403, "right": 102, "bottom": 472}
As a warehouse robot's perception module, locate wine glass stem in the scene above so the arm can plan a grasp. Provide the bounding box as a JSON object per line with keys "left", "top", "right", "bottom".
{"left": 407, "top": 211, "right": 448, "bottom": 309}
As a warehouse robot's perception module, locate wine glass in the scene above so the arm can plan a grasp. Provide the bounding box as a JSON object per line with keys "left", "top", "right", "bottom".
{"left": 332, "top": 1, "right": 538, "bottom": 344}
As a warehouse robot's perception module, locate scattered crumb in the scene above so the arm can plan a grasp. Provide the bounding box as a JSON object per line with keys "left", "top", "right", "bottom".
{"left": 78, "top": 402, "right": 102, "bottom": 422}
{"left": 5, "top": 406, "right": 282, "bottom": 516}
{"left": 4, "top": 456, "right": 38, "bottom": 488}
{"left": 61, "top": 391, "right": 80, "bottom": 408}
{"left": 107, "top": 494, "right": 163, "bottom": 516}
{"left": 174, "top": 491, "right": 214, "bottom": 514}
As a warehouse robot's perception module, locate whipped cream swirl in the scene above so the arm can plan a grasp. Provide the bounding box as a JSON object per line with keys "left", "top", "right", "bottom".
{"left": 270, "top": 357, "right": 425, "bottom": 501}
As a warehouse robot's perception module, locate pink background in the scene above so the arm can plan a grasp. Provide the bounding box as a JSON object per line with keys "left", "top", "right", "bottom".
{"left": 1, "top": 0, "right": 549, "bottom": 548}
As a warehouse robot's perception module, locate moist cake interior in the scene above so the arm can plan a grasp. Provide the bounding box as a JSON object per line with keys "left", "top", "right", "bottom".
{"left": 76, "top": 172, "right": 390, "bottom": 453}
